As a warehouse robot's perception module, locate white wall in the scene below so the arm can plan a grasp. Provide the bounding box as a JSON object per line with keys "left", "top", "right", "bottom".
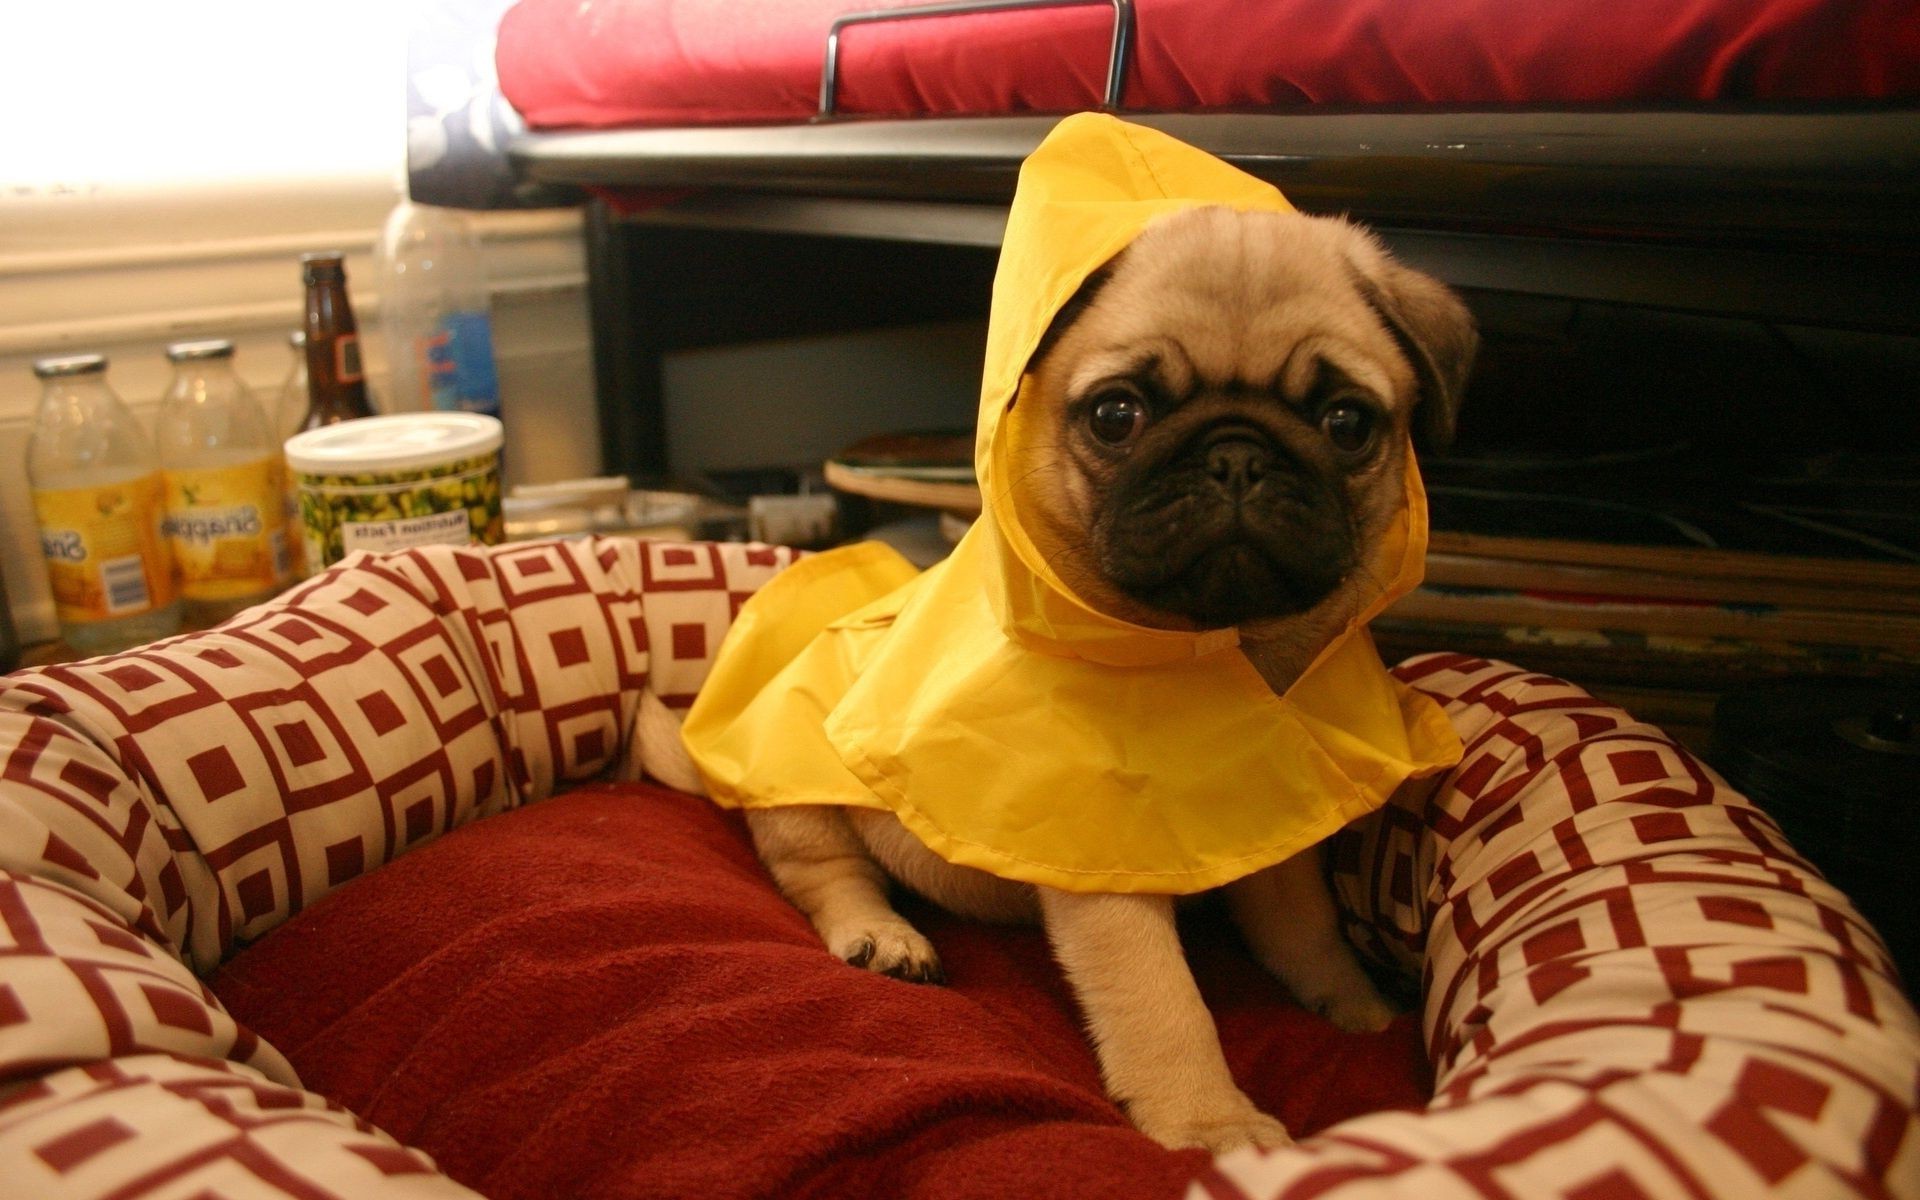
{"left": 0, "top": 1, "right": 597, "bottom": 646}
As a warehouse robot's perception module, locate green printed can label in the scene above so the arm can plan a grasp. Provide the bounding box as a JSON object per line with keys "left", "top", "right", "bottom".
{"left": 285, "top": 414, "right": 505, "bottom": 571}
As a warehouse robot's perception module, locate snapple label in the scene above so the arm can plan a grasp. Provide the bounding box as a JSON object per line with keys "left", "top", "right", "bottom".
{"left": 162, "top": 458, "right": 288, "bottom": 600}
{"left": 31, "top": 472, "right": 176, "bottom": 622}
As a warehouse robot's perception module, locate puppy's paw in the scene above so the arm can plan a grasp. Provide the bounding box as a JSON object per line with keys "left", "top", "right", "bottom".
{"left": 829, "top": 920, "right": 945, "bottom": 985}
{"left": 1311, "top": 988, "right": 1398, "bottom": 1034}
{"left": 1130, "top": 1096, "right": 1293, "bottom": 1154}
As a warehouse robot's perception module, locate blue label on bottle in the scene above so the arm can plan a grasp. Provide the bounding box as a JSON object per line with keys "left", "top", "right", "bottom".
{"left": 426, "top": 310, "right": 501, "bottom": 418}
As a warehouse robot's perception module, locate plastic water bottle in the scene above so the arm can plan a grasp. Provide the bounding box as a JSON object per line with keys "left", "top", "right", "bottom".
{"left": 26, "top": 354, "right": 181, "bottom": 653}
{"left": 377, "top": 200, "right": 502, "bottom": 419}
{"left": 154, "top": 339, "right": 292, "bottom": 626}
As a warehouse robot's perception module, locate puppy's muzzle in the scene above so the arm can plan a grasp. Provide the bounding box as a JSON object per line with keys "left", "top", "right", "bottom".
{"left": 1202, "top": 425, "right": 1272, "bottom": 498}
{"left": 1098, "top": 417, "right": 1353, "bottom": 627}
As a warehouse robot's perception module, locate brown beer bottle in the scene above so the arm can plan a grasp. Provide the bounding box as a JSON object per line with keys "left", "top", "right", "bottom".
{"left": 297, "top": 251, "right": 378, "bottom": 432}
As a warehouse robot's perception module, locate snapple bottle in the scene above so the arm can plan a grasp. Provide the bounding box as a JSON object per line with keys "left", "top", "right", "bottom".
{"left": 155, "top": 339, "right": 292, "bottom": 626}
{"left": 26, "top": 354, "right": 181, "bottom": 653}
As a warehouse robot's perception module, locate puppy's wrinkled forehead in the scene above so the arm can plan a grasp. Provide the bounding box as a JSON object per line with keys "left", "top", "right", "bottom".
{"left": 1058, "top": 207, "right": 1408, "bottom": 408}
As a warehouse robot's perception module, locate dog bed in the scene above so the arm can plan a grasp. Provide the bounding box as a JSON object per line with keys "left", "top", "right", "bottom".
{"left": 0, "top": 538, "right": 1914, "bottom": 1198}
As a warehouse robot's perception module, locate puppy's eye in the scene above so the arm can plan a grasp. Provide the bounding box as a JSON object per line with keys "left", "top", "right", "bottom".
{"left": 1088, "top": 393, "right": 1149, "bottom": 445}
{"left": 1320, "top": 401, "right": 1376, "bottom": 455}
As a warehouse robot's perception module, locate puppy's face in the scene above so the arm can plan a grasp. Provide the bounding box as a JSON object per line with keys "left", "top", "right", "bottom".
{"left": 1007, "top": 206, "right": 1476, "bottom": 636}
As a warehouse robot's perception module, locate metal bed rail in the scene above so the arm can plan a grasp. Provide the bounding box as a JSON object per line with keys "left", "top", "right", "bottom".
{"left": 820, "top": 0, "right": 1135, "bottom": 118}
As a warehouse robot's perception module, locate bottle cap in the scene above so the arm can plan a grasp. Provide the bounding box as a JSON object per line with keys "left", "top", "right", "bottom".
{"left": 301, "top": 251, "right": 347, "bottom": 283}
{"left": 33, "top": 353, "right": 108, "bottom": 379}
{"left": 285, "top": 412, "right": 504, "bottom": 476}
{"left": 166, "top": 339, "right": 236, "bottom": 363}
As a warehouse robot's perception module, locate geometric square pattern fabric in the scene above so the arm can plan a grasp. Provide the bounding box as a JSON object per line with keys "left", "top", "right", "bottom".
{"left": 1, "top": 542, "right": 1915, "bottom": 1200}
{"left": 0, "top": 538, "right": 790, "bottom": 1200}
{"left": 0, "top": 868, "right": 292, "bottom": 1084}
{"left": 0, "top": 537, "right": 794, "bottom": 973}
{"left": 1218, "top": 651, "right": 1920, "bottom": 1199}
{"left": 0, "top": 1053, "right": 478, "bottom": 1199}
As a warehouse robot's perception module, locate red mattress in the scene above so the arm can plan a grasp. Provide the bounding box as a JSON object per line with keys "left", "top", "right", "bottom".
{"left": 497, "top": 0, "right": 1920, "bottom": 130}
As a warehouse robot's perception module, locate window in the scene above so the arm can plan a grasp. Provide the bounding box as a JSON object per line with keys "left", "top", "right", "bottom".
{"left": 7, "top": 1, "right": 406, "bottom": 195}
{"left": 0, "top": 1, "right": 592, "bottom": 644}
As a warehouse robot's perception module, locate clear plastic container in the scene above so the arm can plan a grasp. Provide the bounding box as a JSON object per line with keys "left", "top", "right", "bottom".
{"left": 377, "top": 200, "right": 502, "bottom": 419}
{"left": 154, "top": 339, "right": 292, "bottom": 626}
{"left": 501, "top": 478, "right": 708, "bottom": 543}
{"left": 26, "top": 354, "right": 182, "bottom": 653}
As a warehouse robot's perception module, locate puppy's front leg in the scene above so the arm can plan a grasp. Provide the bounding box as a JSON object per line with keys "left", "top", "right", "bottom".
{"left": 1038, "top": 888, "right": 1290, "bottom": 1152}
{"left": 1226, "top": 845, "right": 1396, "bottom": 1032}
{"left": 746, "top": 806, "right": 943, "bottom": 984}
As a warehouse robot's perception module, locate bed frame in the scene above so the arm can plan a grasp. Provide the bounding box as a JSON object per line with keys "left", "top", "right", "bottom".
{"left": 508, "top": 106, "right": 1920, "bottom": 478}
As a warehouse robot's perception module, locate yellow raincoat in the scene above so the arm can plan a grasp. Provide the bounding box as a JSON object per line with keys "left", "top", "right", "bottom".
{"left": 681, "top": 113, "right": 1461, "bottom": 895}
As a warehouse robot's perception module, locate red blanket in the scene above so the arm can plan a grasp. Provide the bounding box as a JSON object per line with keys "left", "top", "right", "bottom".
{"left": 212, "top": 784, "right": 1428, "bottom": 1199}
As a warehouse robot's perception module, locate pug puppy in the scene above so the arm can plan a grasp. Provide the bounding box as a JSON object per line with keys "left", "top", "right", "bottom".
{"left": 637, "top": 205, "right": 1476, "bottom": 1153}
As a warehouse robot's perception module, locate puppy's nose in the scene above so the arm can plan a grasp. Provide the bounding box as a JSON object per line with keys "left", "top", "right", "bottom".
{"left": 1205, "top": 434, "right": 1270, "bottom": 494}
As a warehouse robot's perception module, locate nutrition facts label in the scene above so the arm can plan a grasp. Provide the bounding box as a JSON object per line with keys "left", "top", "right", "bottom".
{"left": 338, "top": 509, "right": 474, "bottom": 556}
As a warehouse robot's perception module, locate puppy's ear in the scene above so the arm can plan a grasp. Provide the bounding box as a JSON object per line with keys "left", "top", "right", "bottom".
{"left": 1344, "top": 239, "right": 1478, "bottom": 453}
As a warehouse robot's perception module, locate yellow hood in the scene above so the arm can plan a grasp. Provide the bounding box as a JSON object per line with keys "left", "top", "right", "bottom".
{"left": 682, "top": 114, "right": 1460, "bottom": 894}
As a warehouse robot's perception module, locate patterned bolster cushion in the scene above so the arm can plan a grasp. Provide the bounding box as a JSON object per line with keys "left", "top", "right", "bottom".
{"left": 0, "top": 540, "right": 1915, "bottom": 1198}
{"left": 1214, "top": 654, "right": 1920, "bottom": 1198}
{"left": 0, "top": 539, "right": 791, "bottom": 1198}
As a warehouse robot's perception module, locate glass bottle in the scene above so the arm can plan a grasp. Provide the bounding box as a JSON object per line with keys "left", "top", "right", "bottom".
{"left": 0, "top": 561, "right": 19, "bottom": 673}
{"left": 26, "top": 354, "right": 181, "bottom": 653}
{"left": 276, "top": 330, "right": 310, "bottom": 578}
{"left": 298, "top": 251, "right": 379, "bottom": 431}
{"left": 377, "top": 200, "right": 501, "bottom": 419}
{"left": 276, "top": 329, "right": 310, "bottom": 443}
{"left": 155, "top": 339, "right": 292, "bottom": 626}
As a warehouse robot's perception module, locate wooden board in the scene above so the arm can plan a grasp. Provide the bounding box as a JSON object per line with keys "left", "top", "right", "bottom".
{"left": 824, "top": 461, "right": 982, "bottom": 514}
